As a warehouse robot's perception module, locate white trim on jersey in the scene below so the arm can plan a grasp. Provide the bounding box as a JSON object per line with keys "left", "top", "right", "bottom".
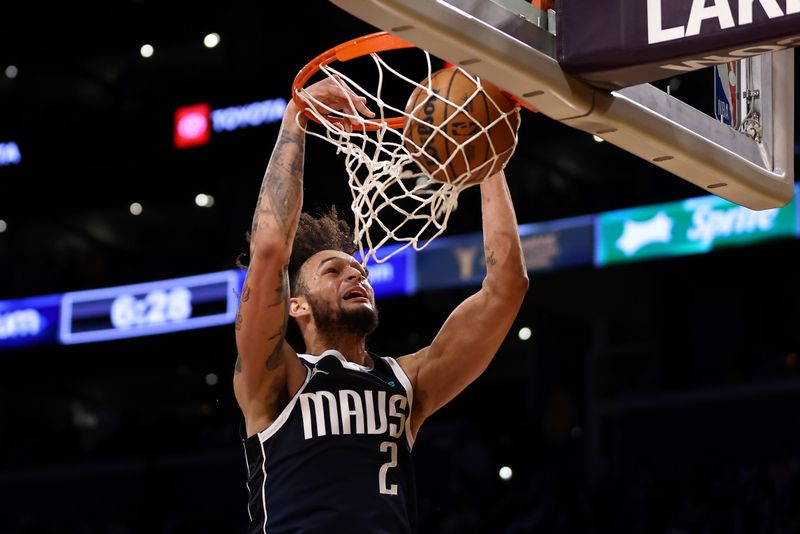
{"left": 254, "top": 366, "right": 313, "bottom": 533}
{"left": 385, "top": 356, "right": 415, "bottom": 450}
{"left": 241, "top": 443, "right": 253, "bottom": 523}
{"left": 259, "top": 437, "right": 268, "bottom": 533}
{"left": 257, "top": 367, "right": 312, "bottom": 443}
{"left": 300, "top": 349, "right": 375, "bottom": 372}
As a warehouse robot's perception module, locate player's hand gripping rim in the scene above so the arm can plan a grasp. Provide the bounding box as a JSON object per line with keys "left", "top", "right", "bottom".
{"left": 300, "top": 75, "right": 375, "bottom": 132}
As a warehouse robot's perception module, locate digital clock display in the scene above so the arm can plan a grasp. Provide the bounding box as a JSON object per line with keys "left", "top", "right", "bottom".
{"left": 59, "top": 270, "right": 240, "bottom": 344}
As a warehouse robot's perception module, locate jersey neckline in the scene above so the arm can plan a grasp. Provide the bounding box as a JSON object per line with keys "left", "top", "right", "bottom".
{"left": 299, "top": 349, "right": 375, "bottom": 372}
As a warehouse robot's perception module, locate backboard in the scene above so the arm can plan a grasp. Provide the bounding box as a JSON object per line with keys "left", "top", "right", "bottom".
{"left": 331, "top": 0, "right": 795, "bottom": 210}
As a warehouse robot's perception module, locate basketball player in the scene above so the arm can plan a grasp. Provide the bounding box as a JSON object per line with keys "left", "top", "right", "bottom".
{"left": 234, "top": 77, "right": 528, "bottom": 533}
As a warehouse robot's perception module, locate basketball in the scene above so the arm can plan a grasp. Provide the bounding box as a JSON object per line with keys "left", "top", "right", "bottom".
{"left": 403, "top": 67, "right": 520, "bottom": 185}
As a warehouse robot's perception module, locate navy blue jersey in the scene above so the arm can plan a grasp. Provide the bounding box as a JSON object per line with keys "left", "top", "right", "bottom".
{"left": 242, "top": 350, "right": 417, "bottom": 534}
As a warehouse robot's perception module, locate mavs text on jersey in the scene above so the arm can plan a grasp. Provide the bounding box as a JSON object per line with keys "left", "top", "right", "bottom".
{"left": 242, "top": 350, "right": 417, "bottom": 533}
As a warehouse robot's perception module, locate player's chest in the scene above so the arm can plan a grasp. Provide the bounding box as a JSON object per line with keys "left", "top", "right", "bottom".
{"left": 295, "top": 374, "right": 410, "bottom": 441}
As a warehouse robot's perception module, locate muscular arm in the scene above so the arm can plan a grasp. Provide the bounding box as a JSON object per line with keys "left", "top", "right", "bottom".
{"left": 234, "top": 101, "right": 307, "bottom": 435}
{"left": 233, "top": 79, "right": 374, "bottom": 436}
{"left": 399, "top": 171, "right": 529, "bottom": 436}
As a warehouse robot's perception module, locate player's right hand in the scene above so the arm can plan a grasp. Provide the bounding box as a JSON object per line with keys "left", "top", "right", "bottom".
{"left": 302, "top": 76, "right": 375, "bottom": 129}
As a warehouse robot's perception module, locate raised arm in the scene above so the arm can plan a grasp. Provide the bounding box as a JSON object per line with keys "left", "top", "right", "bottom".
{"left": 234, "top": 79, "right": 373, "bottom": 436}
{"left": 233, "top": 98, "right": 306, "bottom": 435}
{"left": 399, "top": 171, "right": 529, "bottom": 436}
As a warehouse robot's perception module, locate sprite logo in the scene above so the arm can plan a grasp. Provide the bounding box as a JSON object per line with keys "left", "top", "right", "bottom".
{"left": 597, "top": 194, "right": 796, "bottom": 266}
{"left": 686, "top": 199, "right": 779, "bottom": 249}
{"left": 616, "top": 211, "right": 673, "bottom": 256}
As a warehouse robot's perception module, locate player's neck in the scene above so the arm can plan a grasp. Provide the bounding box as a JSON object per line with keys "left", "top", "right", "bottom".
{"left": 305, "top": 331, "right": 369, "bottom": 366}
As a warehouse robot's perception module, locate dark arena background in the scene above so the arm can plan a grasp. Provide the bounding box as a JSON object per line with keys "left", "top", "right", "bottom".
{"left": 1, "top": 2, "right": 799, "bottom": 533}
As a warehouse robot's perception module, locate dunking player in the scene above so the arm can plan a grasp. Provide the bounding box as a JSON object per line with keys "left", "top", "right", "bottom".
{"left": 233, "top": 77, "right": 528, "bottom": 533}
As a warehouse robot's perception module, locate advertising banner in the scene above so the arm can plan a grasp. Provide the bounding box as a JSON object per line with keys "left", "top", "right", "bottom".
{"left": 357, "top": 246, "right": 416, "bottom": 298}
{"left": 0, "top": 294, "right": 61, "bottom": 349}
{"left": 416, "top": 215, "right": 595, "bottom": 291}
{"left": 596, "top": 192, "right": 797, "bottom": 266}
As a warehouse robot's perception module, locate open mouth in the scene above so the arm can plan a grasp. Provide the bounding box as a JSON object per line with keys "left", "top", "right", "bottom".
{"left": 343, "top": 288, "right": 369, "bottom": 301}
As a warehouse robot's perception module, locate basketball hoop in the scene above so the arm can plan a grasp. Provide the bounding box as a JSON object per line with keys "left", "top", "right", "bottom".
{"left": 292, "top": 32, "right": 521, "bottom": 264}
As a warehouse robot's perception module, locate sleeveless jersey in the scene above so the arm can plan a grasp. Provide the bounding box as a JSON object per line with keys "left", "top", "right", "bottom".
{"left": 242, "top": 349, "right": 417, "bottom": 534}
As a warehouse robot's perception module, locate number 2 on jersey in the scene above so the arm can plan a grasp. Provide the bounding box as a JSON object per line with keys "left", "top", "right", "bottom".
{"left": 379, "top": 441, "right": 398, "bottom": 495}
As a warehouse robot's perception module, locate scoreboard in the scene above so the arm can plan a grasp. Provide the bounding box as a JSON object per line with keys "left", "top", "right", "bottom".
{"left": 59, "top": 271, "right": 241, "bottom": 344}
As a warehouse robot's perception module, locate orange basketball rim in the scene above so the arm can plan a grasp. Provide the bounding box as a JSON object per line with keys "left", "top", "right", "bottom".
{"left": 292, "top": 31, "right": 534, "bottom": 131}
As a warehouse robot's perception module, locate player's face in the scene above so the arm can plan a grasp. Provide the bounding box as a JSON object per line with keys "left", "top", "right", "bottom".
{"left": 300, "top": 250, "right": 378, "bottom": 336}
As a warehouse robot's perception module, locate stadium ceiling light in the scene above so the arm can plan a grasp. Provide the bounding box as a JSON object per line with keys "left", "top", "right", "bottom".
{"left": 140, "top": 44, "right": 154, "bottom": 58}
{"left": 498, "top": 466, "right": 513, "bottom": 480}
{"left": 129, "top": 202, "right": 143, "bottom": 216}
{"left": 5, "top": 65, "right": 17, "bottom": 79}
{"left": 204, "top": 33, "right": 221, "bottom": 48}
{"left": 195, "top": 193, "right": 215, "bottom": 208}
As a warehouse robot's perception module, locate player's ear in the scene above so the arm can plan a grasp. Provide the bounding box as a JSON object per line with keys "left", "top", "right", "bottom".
{"left": 289, "top": 296, "right": 310, "bottom": 318}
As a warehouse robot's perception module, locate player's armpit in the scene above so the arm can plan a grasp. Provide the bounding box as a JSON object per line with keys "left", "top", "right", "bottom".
{"left": 399, "top": 274, "right": 527, "bottom": 436}
{"left": 234, "top": 252, "right": 305, "bottom": 431}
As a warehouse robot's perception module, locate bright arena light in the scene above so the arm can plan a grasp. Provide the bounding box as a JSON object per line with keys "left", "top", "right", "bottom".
{"left": 195, "top": 193, "right": 215, "bottom": 208}
{"left": 129, "top": 202, "right": 143, "bottom": 216}
{"left": 5, "top": 65, "right": 18, "bottom": 79}
{"left": 498, "top": 466, "right": 513, "bottom": 481}
{"left": 204, "top": 33, "right": 221, "bottom": 48}
{"left": 140, "top": 44, "right": 154, "bottom": 58}
{"left": 0, "top": 219, "right": 6, "bottom": 233}
{"left": 205, "top": 373, "right": 219, "bottom": 386}
{"left": 518, "top": 327, "right": 532, "bottom": 341}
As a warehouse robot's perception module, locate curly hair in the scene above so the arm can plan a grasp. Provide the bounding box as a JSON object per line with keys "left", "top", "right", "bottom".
{"left": 288, "top": 206, "right": 355, "bottom": 295}
{"left": 237, "top": 206, "right": 355, "bottom": 295}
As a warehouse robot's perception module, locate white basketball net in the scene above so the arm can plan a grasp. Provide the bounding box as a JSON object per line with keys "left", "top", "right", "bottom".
{"left": 295, "top": 50, "right": 520, "bottom": 264}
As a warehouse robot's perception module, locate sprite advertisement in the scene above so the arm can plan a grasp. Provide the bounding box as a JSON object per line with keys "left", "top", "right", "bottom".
{"left": 596, "top": 191, "right": 798, "bottom": 266}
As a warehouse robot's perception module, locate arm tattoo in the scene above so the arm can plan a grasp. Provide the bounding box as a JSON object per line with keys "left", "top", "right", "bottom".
{"left": 252, "top": 129, "right": 305, "bottom": 241}
{"left": 265, "top": 266, "right": 290, "bottom": 371}
{"left": 267, "top": 269, "right": 285, "bottom": 308}
{"left": 241, "top": 286, "right": 251, "bottom": 303}
{"left": 485, "top": 249, "right": 498, "bottom": 267}
{"left": 265, "top": 304, "right": 288, "bottom": 372}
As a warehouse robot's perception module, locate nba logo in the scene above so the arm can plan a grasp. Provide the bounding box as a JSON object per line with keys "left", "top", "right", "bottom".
{"left": 174, "top": 103, "right": 211, "bottom": 149}
{"left": 714, "top": 62, "right": 738, "bottom": 128}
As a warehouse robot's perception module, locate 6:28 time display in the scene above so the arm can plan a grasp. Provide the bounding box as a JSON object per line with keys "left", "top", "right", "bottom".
{"left": 110, "top": 287, "right": 192, "bottom": 329}
{"left": 59, "top": 271, "right": 240, "bottom": 345}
